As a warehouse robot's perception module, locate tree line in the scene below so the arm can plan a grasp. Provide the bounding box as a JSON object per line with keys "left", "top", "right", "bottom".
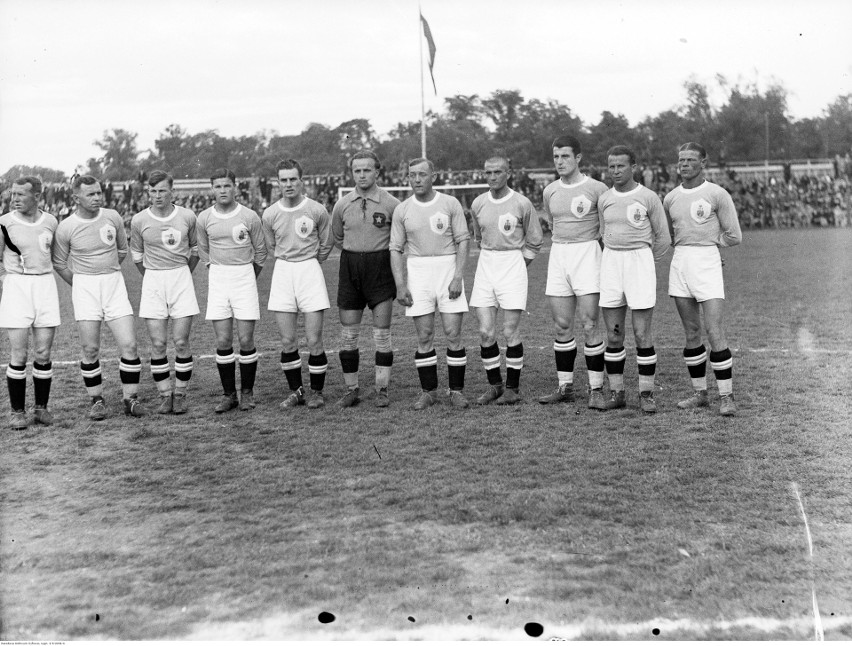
{"left": 5, "top": 75, "right": 852, "bottom": 183}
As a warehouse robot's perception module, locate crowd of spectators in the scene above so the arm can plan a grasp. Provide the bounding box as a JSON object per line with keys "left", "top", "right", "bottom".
{"left": 2, "top": 160, "right": 851, "bottom": 230}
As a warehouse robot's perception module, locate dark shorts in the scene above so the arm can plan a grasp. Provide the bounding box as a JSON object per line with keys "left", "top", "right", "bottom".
{"left": 337, "top": 249, "right": 396, "bottom": 310}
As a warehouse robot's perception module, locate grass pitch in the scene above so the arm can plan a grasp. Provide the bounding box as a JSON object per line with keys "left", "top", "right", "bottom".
{"left": 1, "top": 228, "right": 850, "bottom": 640}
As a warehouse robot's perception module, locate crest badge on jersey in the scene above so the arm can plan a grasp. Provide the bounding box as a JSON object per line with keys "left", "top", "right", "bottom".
{"left": 99, "top": 224, "right": 116, "bottom": 246}
{"left": 429, "top": 212, "right": 449, "bottom": 235}
{"left": 571, "top": 195, "right": 592, "bottom": 218}
{"left": 626, "top": 202, "right": 648, "bottom": 229}
{"left": 232, "top": 224, "right": 250, "bottom": 244}
{"left": 498, "top": 213, "right": 518, "bottom": 236}
{"left": 690, "top": 198, "right": 713, "bottom": 224}
{"left": 38, "top": 232, "right": 52, "bottom": 254}
{"left": 161, "top": 227, "right": 181, "bottom": 249}
{"left": 372, "top": 212, "right": 387, "bottom": 228}
{"left": 294, "top": 215, "right": 314, "bottom": 239}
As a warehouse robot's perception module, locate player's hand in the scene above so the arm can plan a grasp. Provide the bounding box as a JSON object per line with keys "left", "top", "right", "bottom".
{"left": 396, "top": 286, "right": 413, "bottom": 307}
{"left": 448, "top": 276, "right": 463, "bottom": 300}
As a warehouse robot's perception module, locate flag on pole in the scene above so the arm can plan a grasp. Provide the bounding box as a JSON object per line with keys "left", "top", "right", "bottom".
{"left": 420, "top": 11, "right": 437, "bottom": 95}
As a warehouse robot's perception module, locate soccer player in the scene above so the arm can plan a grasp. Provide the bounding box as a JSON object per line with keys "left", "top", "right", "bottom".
{"left": 469, "top": 156, "right": 542, "bottom": 405}
{"left": 0, "top": 177, "right": 60, "bottom": 429}
{"left": 130, "top": 170, "right": 200, "bottom": 415}
{"left": 596, "top": 145, "right": 671, "bottom": 413}
{"left": 262, "top": 159, "right": 332, "bottom": 409}
{"left": 663, "top": 142, "right": 742, "bottom": 416}
{"left": 331, "top": 151, "right": 400, "bottom": 408}
{"left": 53, "top": 175, "right": 146, "bottom": 419}
{"left": 538, "top": 135, "right": 609, "bottom": 408}
{"left": 390, "top": 158, "right": 471, "bottom": 410}
{"left": 196, "top": 168, "right": 267, "bottom": 413}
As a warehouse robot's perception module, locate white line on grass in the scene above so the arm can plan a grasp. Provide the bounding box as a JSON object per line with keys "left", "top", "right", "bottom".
{"left": 791, "top": 481, "right": 825, "bottom": 641}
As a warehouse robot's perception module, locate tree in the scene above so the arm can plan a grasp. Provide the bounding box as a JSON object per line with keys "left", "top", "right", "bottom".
{"left": 715, "top": 79, "right": 791, "bottom": 160}
{"left": 482, "top": 89, "right": 525, "bottom": 139}
{"left": 93, "top": 128, "right": 140, "bottom": 181}
{"left": 444, "top": 94, "right": 483, "bottom": 123}
{"left": 1, "top": 165, "right": 67, "bottom": 184}
{"left": 586, "top": 111, "right": 636, "bottom": 162}
{"left": 819, "top": 94, "right": 852, "bottom": 156}
{"left": 335, "top": 119, "right": 378, "bottom": 162}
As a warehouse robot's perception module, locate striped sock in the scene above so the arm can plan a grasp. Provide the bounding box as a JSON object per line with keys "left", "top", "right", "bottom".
{"left": 150, "top": 356, "right": 171, "bottom": 395}
{"left": 554, "top": 338, "right": 577, "bottom": 385}
{"left": 710, "top": 348, "right": 733, "bottom": 396}
{"left": 339, "top": 349, "right": 359, "bottom": 389}
{"left": 604, "top": 346, "right": 626, "bottom": 392}
{"left": 280, "top": 350, "right": 303, "bottom": 392}
{"left": 414, "top": 349, "right": 438, "bottom": 392}
{"left": 373, "top": 328, "right": 392, "bottom": 390}
{"left": 32, "top": 361, "right": 53, "bottom": 408}
{"left": 174, "top": 355, "right": 193, "bottom": 394}
{"left": 119, "top": 356, "right": 142, "bottom": 399}
{"left": 6, "top": 364, "right": 26, "bottom": 411}
{"left": 80, "top": 360, "right": 103, "bottom": 399}
{"left": 584, "top": 341, "right": 606, "bottom": 390}
{"left": 683, "top": 345, "right": 708, "bottom": 391}
{"left": 636, "top": 346, "right": 657, "bottom": 393}
{"left": 216, "top": 348, "right": 237, "bottom": 395}
{"left": 480, "top": 342, "right": 502, "bottom": 386}
{"left": 238, "top": 348, "right": 258, "bottom": 392}
{"left": 505, "top": 343, "right": 523, "bottom": 390}
{"left": 308, "top": 352, "right": 328, "bottom": 392}
{"left": 446, "top": 348, "right": 467, "bottom": 391}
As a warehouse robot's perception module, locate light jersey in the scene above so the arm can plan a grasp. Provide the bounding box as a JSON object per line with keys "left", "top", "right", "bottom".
{"left": 261, "top": 196, "right": 332, "bottom": 263}
{"left": 598, "top": 184, "right": 671, "bottom": 260}
{"left": 196, "top": 203, "right": 267, "bottom": 266}
{"left": 52, "top": 208, "right": 127, "bottom": 275}
{"left": 130, "top": 205, "right": 199, "bottom": 270}
{"left": 663, "top": 180, "right": 742, "bottom": 248}
{"left": 542, "top": 175, "right": 609, "bottom": 244}
{"left": 331, "top": 186, "right": 400, "bottom": 252}
{"left": 389, "top": 192, "right": 470, "bottom": 257}
{"left": 470, "top": 189, "right": 543, "bottom": 260}
{"left": 0, "top": 210, "right": 58, "bottom": 277}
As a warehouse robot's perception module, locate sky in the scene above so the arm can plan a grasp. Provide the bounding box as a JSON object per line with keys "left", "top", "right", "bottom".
{"left": 0, "top": 0, "right": 850, "bottom": 174}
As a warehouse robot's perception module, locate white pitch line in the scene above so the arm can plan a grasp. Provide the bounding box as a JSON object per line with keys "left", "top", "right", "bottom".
{"left": 791, "top": 481, "right": 825, "bottom": 641}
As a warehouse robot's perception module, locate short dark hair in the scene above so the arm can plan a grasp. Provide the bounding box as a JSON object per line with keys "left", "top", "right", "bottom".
{"left": 276, "top": 159, "right": 303, "bottom": 179}
{"left": 552, "top": 135, "right": 582, "bottom": 155}
{"left": 210, "top": 168, "right": 236, "bottom": 184}
{"left": 678, "top": 142, "right": 707, "bottom": 159}
{"left": 72, "top": 175, "right": 100, "bottom": 192}
{"left": 349, "top": 150, "right": 381, "bottom": 170}
{"left": 408, "top": 157, "right": 435, "bottom": 173}
{"left": 606, "top": 145, "right": 636, "bottom": 166}
{"left": 148, "top": 170, "right": 174, "bottom": 188}
{"left": 484, "top": 156, "right": 510, "bottom": 171}
{"left": 13, "top": 176, "right": 43, "bottom": 195}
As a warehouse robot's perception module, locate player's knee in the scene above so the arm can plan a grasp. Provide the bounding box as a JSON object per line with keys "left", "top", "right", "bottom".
{"left": 340, "top": 324, "right": 360, "bottom": 351}
{"left": 634, "top": 329, "right": 654, "bottom": 348}
{"left": 478, "top": 322, "right": 496, "bottom": 346}
{"left": 32, "top": 345, "right": 52, "bottom": 364}
{"left": 173, "top": 337, "right": 191, "bottom": 356}
{"left": 150, "top": 340, "right": 168, "bottom": 356}
{"left": 237, "top": 333, "right": 255, "bottom": 351}
{"left": 706, "top": 328, "right": 727, "bottom": 352}
{"left": 81, "top": 343, "right": 100, "bottom": 362}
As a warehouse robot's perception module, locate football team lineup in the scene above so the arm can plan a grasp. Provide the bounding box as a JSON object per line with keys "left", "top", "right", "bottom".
{"left": 2, "top": 138, "right": 741, "bottom": 425}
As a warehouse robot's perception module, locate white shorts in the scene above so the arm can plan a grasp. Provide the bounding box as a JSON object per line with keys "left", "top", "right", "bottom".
{"left": 545, "top": 240, "right": 602, "bottom": 297}
{"left": 668, "top": 245, "right": 725, "bottom": 302}
{"left": 0, "top": 273, "right": 61, "bottom": 328}
{"left": 470, "top": 249, "right": 528, "bottom": 310}
{"left": 268, "top": 258, "right": 330, "bottom": 313}
{"left": 72, "top": 272, "right": 134, "bottom": 322}
{"left": 599, "top": 247, "right": 657, "bottom": 310}
{"left": 206, "top": 264, "right": 260, "bottom": 321}
{"left": 139, "top": 266, "right": 200, "bottom": 319}
{"left": 406, "top": 255, "right": 469, "bottom": 317}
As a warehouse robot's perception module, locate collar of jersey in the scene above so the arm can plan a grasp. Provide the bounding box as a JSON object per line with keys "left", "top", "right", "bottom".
{"left": 147, "top": 205, "right": 177, "bottom": 221}
{"left": 71, "top": 208, "right": 104, "bottom": 222}
{"left": 277, "top": 197, "right": 307, "bottom": 212}
{"left": 558, "top": 175, "right": 587, "bottom": 189}
{"left": 212, "top": 204, "right": 242, "bottom": 219}
{"left": 678, "top": 180, "right": 708, "bottom": 195}
{"left": 487, "top": 188, "right": 515, "bottom": 204}
{"left": 11, "top": 210, "right": 46, "bottom": 227}
{"left": 411, "top": 193, "right": 440, "bottom": 208}
{"left": 349, "top": 186, "right": 382, "bottom": 203}
{"left": 612, "top": 184, "right": 642, "bottom": 197}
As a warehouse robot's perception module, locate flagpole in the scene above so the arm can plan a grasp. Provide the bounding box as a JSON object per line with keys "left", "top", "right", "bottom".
{"left": 419, "top": 7, "right": 427, "bottom": 158}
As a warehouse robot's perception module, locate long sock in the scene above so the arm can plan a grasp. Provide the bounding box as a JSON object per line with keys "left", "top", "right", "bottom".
{"left": 238, "top": 348, "right": 258, "bottom": 392}
{"left": 480, "top": 342, "right": 502, "bottom": 386}
{"left": 339, "top": 349, "right": 359, "bottom": 390}
{"left": 373, "top": 328, "right": 392, "bottom": 390}
{"left": 505, "top": 343, "right": 523, "bottom": 390}
{"left": 636, "top": 346, "right": 657, "bottom": 393}
{"left": 308, "top": 352, "right": 327, "bottom": 392}
{"left": 584, "top": 341, "right": 605, "bottom": 390}
{"left": 216, "top": 348, "right": 237, "bottom": 395}
{"left": 280, "top": 350, "right": 303, "bottom": 391}
{"left": 80, "top": 360, "right": 103, "bottom": 399}
{"left": 710, "top": 348, "right": 733, "bottom": 396}
{"left": 554, "top": 338, "right": 577, "bottom": 385}
{"left": 604, "top": 346, "right": 626, "bottom": 392}
{"left": 683, "top": 344, "right": 707, "bottom": 391}
{"left": 32, "top": 361, "right": 53, "bottom": 408}
{"left": 6, "top": 364, "right": 26, "bottom": 411}
{"left": 150, "top": 356, "right": 171, "bottom": 396}
{"left": 414, "top": 349, "right": 438, "bottom": 392}
{"left": 174, "top": 355, "right": 193, "bottom": 394}
{"left": 119, "top": 356, "right": 142, "bottom": 399}
{"left": 446, "top": 348, "right": 467, "bottom": 391}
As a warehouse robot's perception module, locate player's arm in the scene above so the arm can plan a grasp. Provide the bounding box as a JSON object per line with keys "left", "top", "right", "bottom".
{"left": 195, "top": 213, "right": 211, "bottom": 267}
{"left": 330, "top": 200, "right": 345, "bottom": 250}
{"left": 0, "top": 231, "right": 6, "bottom": 286}
{"left": 648, "top": 195, "right": 672, "bottom": 261}
{"left": 662, "top": 193, "right": 676, "bottom": 243}
{"left": 315, "top": 206, "right": 332, "bottom": 263}
{"left": 597, "top": 195, "right": 607, "bottom": 249}
{"left": 389, "top": 206, "right": 411, "bottom": 306}
{"left": 716, "top": 190, "right": 742, "bottom": 248}
{"left": 51, "top": 226, "right": 73, "bottom": 285}
{"left": 522, "top": 198, "right": 543, "bottom": 266}
{"left": 261, "top": 211, "right": 277, "bottom": 267}
{"left": 187, "top": 212, "right": 200, "bottom": 272}
{"left": 248, "top": 213, "right": 267, "bottom": 276}
{"left": 541, "top": 186, "right": 554, "bottom": 231}
{"left": 469, "top": 202, "right": 483, "bottom": 245}
{"left": 448, "top": 202, "right": 470, "bottom": 299}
